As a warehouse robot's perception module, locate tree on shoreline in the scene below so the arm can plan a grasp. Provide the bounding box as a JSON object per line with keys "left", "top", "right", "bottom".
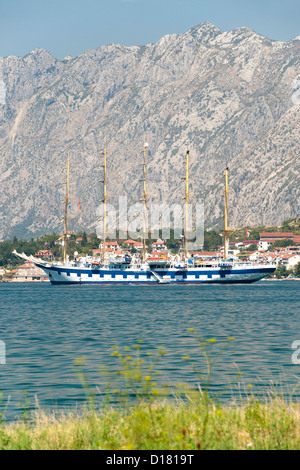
{"left": 294, "top": 262, "right": 300, "bottom": 278}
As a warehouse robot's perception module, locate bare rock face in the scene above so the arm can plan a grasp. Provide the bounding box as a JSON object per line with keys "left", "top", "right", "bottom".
{"left": 0, "top": 23, "right": 299, "bottom": 238}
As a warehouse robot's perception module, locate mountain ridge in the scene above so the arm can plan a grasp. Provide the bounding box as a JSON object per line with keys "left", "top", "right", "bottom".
{"left": 0, "top": 23, "right": 299, "bottom": 238}
{"left": 3, "top": 22, "right": 300, "bottom": 61}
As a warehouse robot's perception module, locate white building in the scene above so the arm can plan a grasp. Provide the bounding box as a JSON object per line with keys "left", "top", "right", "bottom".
{"left": 151, "top": 239, "right": 167, "bottom": 252}
{"left": 258, "top": 233, "right": 294, "bottom": 251}
{"left": 281, "top": 254, "right": 300, "bottom": 270}
{"left": 12, "top": 262, "right": 49, "bottom": 282}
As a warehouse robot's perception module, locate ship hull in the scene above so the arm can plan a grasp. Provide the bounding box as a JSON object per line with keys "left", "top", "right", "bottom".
{"left": 36, "top": 263, "right": 276, "bottom": 285}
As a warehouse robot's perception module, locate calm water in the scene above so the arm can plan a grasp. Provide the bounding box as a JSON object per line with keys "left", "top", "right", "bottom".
{"left": 0, "top": 281, "right": 300, "bottom": 419}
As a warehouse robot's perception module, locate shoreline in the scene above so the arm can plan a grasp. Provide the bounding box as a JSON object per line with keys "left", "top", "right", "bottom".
{"left": 1, "top": 277, "right": 299, "bottom": 283}
{"left": 263, "top": 277, "right": 300, "bottom": 281}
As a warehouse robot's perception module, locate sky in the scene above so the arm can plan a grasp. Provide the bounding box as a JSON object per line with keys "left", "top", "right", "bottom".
{"left": 0, "top": 0, "right": 299, "bottom": 59}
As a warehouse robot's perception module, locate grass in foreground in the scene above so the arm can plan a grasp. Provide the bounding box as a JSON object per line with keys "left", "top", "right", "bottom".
{"left": 0, "top": 397, "right": 300, "bottom": 450}
{"left": 1, "top": 334, "right": 299, "bottom": 450}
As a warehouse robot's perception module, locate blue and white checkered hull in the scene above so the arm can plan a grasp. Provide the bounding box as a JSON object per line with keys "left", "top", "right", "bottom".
{"left": 37, "top": 263, "right": 276, "bottom": 285}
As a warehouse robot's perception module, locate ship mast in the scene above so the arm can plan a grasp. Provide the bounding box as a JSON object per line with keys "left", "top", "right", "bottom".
{"left": 141, "top": 136, "right": 148, "bottom": 263}
{"left": 100, "top": 136, "right": 108, "bottom": 262}
{"left": 183, "top": 150, "right": 190, "bottom": 258}
{"left": 63, "top": 153, "right": 70, "bottom": 264}
{"left": 223, "top": 165, "right": 229, "bottom": 261}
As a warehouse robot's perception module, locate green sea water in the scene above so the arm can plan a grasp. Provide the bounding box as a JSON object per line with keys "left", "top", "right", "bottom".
{"left": 0, "top": 281, "right": 299, "bottom": 419}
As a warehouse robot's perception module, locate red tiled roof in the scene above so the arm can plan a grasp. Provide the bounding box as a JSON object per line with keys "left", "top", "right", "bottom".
{"left": 260, "top": 232, "right": 294, "bottom": 239}
{"left": 260, "top": 238, "right": 293, "bottom": 243}
{"left": 19, "top": 262, "right": 34, "bottom": 268}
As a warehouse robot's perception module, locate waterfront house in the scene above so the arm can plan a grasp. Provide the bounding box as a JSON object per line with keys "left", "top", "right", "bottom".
{"left": 258, "top": 233, "right": 294, "bottom": 250}
{"left": 120, "top": 240, "right": 143, "bottom": 251}
{"left": 131, "top": 242, "right": 143, "bottom": 251}
{"left": 97, "top": 241, "right": 120, "bottom": 251}
{"left": 105, "top": 241, "right": 120, "bottom": 251}
{"left": 35, "top": 250, "right": 54, "bottom": 260}
{"left": 11, "top": 262, "right": 49, "bottom": 282}
{"left": 151, "top": 239, "right": 167, "bottom": 252}
{"left": 280, "top": 254, "right": 300, "bottom": 270}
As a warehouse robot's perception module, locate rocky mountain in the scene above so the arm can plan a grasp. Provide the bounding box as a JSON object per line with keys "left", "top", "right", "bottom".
{"left": 0, "top": 22, "right": 299, "bottom": 239}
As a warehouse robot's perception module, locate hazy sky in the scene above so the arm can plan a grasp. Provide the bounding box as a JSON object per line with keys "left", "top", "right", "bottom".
{"left": 0, "top": 0, "right": 299, "bottom": 59}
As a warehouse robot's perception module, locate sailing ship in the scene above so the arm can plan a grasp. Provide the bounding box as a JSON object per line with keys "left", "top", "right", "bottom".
{"left": 14, "top": 140, "right": 276, "bottom": 284}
